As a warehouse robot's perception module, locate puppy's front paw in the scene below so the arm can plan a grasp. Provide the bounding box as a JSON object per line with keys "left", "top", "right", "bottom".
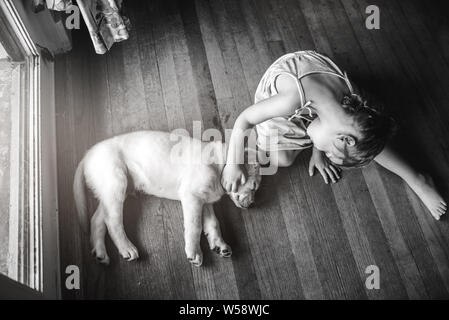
{"left": 207, "top": 236, "right": 232, "bottom": 258}
{"left": 91, "top": 247, "right": 110, "bottom": 265}
{"left": 186, "top": 247, "right": 203, "bottom": 267}
{"left": 212, "top": 243, "right": 232, "bottom": 258}
{"left": 118, "top": 240, "right": 139, "bottom": 261}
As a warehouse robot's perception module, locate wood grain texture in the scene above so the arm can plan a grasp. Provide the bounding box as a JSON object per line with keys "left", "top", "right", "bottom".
{"left": 55, "top": 0, "right": 449, "bottom": 299}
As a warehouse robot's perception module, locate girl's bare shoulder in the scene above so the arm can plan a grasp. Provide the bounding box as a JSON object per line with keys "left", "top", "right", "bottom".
{"left": 275, "top": 73, "right": 301, "bottom": 96}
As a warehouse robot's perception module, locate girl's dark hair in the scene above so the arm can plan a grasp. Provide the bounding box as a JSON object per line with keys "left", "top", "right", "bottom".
{"left": 336, "top": 93, "right": 397, "bottom": 168}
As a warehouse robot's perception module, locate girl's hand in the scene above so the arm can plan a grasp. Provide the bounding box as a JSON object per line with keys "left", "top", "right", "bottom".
{"left": 308, "top": 148, "right": 341, "bottom": 184}
{"left": 222, "top": 164, "right": 246, "bottom": 193}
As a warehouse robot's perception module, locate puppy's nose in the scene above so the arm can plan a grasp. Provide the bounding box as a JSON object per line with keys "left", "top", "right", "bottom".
{"left": 242, "top": 199, "right": 255, "bottom": 209}
{"left": 247, "top": 202, "right": 255, "bottom": 209}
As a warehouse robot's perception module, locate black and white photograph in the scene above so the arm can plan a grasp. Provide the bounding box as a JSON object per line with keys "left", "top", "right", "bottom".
{"left": 1, "top": 0, "right": 449, "bottom": 306}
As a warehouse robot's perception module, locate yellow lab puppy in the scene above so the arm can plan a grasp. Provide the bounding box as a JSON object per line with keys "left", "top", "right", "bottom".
{"left": 73, "top": 131, "right": 261, "bottom": 266}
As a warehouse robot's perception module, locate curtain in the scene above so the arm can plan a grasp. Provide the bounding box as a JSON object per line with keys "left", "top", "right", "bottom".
{"left": 44, "top": 0, "right": 130, "bottom": 54}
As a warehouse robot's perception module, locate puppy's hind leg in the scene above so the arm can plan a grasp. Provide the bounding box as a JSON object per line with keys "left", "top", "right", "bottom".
{"left": 90, "top": 203, "right": 110, "bottom": 265}
{"left": 180, "top": 195, "right": 204, "bottom": 267}
{"left": 103, "top": 198, "right": 139, "bottom": 261}
{"left": 203, "top": 205, "right": 232, "bottom": 258}
{"left": 99, "top": 171, "right": 139, "bottom": 261}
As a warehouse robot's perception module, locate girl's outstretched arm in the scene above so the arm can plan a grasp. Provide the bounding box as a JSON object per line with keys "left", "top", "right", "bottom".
{"left": 222, "top": 88, "right": 302, "bottom": 192}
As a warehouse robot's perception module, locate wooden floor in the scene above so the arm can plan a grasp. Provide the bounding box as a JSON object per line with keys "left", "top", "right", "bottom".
{"left": 55, "top": 0, "right": 449, "bottom": 299}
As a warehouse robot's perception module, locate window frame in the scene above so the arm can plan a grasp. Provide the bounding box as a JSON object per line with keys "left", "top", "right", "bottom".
{"left": 0, "top": 0, "right": 60, "bottom": 300}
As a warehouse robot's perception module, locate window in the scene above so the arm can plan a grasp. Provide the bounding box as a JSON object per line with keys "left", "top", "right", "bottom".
{"left": 0, "top": 0, "right": 60, "bottom": 299}
{"left": 0, "top": 38, "right": 15, "bottom": 278}
{"left": 0, "top": 37, "right": 24, "bottom": 283}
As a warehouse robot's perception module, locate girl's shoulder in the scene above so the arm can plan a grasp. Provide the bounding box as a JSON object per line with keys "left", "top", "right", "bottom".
{"left": 269, "top": 50, "right": 343, "bottom": 78}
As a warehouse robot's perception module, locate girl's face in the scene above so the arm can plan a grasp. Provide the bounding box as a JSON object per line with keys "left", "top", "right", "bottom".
{"left": 307, "top": 116, "right": 358, "bottom": 165}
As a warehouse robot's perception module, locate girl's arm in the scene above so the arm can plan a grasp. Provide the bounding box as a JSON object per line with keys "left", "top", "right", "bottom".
{"left": 222, "top": 86, "right": 302, "bottom": 192}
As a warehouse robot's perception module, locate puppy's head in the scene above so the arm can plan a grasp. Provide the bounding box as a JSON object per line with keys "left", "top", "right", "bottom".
{"left": 228, "top": 162, "right": 262, "bottom": 209}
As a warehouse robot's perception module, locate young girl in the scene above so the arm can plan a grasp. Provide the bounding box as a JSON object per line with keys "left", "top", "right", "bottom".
{"left": 222, "top": 51, "right": 446, "bottom": 220}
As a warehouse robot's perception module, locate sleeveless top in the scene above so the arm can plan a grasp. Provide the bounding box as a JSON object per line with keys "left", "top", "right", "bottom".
{"left": 254, "top": 50, "right": 354, "bottom": 152}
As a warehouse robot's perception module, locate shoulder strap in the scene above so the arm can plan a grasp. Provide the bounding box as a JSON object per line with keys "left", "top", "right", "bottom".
{"left": 298, "top": 70, "right": 354, "bottom": 94}
{"left": 274, "top": 72, "right": 317, "bottom": 122}
{"left": 287, "top": 101, "right": 315, "bottom": 122}
{"left": 275, "top": 71, "right": 307, "bottom": 106}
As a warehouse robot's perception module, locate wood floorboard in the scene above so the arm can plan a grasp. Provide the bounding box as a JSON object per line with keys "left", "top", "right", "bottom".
{"left": 307, "top": 0, "right": 411, "bottom": 300}
{"left": 337, "top": 0, "right": 432, "bottom": 300}
{"left": 55, "top": 0, "right": 449, "bottom": 299}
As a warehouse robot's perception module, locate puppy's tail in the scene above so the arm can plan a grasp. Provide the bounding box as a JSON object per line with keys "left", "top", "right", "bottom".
{"left": 73, "top": 159, "right": 89, "bottom": 234}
